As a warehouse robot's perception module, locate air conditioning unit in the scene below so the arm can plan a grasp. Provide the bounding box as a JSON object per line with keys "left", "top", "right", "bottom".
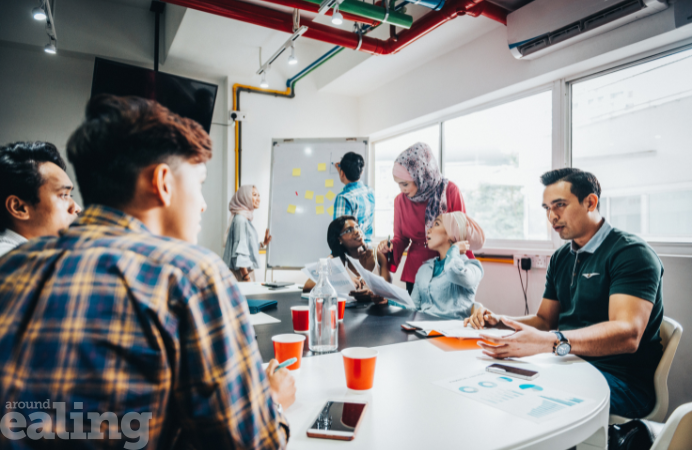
{"left": 507, "top": 0, "right": 669, "bottom": 59}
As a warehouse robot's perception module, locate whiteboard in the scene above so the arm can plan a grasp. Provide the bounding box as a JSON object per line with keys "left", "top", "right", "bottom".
{"left": 267, "top": 138, "right": 369, "bottom": 269}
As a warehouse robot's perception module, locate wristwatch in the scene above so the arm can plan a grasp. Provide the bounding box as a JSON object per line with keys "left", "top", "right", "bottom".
{"left": 552, "top": 330, "right": 571, "bottom": 357}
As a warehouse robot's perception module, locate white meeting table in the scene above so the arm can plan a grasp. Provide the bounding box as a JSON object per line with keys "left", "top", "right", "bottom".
{"left": 283, "top": 339, "right": 610, "bottom": 450}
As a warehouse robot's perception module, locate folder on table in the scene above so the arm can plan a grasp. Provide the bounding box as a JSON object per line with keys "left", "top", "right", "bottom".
{"left": 246, "top": 299, "right": 278, "bottom": 314}
{"left": 405, "top": 320, "right": 515, "bottom": 339}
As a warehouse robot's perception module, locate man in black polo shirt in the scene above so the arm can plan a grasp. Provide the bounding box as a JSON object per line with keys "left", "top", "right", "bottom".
{"left": 466, "top": 168, "right": 663, "bottom": 418}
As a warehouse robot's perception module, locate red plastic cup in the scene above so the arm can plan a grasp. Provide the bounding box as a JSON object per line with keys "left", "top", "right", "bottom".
{"left": 290, "top": 306, "right": 309, "bottom": 333}
{"left": 342, "top": 347, "right": 378, "bottom": 390}
{"left": 337, "top": 298, "right": 346, "bottom": 321}
{"left": 272, "top": 334, "right": 306, "bottom": 370}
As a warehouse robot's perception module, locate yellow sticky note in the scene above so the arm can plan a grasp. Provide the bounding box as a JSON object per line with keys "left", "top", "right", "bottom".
{"left": 325, "top": 179, "right": 334, "bottom": 187}
{"left": 316, "top": 195, "right": 325, "bottom": 204}
{"left": 326, "top": 190, "right": 336, "bottom": 201}
{"left": 287, "top": 204, "right": 296, "bottom": 214}
{"left": 327, "top": 206, "right": 334, "bottom": 216}
{"left": 292, "top": 168, "right": 301, "bottom": 177}
{"left": 316, "top": 206, "right": 325, "bottom": 215}
{"left": 318, "top": 163, "right": 327, "bottom": 172}
{"left": 305, "top": 190, "right": 314, "bottom": 200}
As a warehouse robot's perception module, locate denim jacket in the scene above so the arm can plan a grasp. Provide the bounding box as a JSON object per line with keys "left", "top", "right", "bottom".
{"left": 411, "top": 247, "right": 483, "bottom": 319}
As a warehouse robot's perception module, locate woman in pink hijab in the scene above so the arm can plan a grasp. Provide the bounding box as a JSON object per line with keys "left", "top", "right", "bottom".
{"left": 377, "top": 142, "right": 474, "bottom": 293}
{"left": 222, "top": 185, "right": 271, "bottom": 282}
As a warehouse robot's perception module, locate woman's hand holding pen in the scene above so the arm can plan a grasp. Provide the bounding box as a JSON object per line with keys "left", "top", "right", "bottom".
{"left": 377, "top": 235, "right": 393, "bottom": 255}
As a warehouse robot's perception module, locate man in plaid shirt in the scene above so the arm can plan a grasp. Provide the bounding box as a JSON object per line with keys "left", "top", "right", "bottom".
{"left": 0, "top": 95, "right": 295, "bottom": 449}
{"left": 333, "top": 152, "right": 375, "bottom": 244}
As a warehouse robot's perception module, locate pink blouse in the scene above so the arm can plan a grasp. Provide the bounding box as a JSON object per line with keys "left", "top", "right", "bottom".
{"left": 389, "top": 181, "right": 474, "bottom": 283}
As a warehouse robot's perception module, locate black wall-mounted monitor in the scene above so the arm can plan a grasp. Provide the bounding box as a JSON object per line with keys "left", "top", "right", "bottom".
{"left": 90, "top": 58, "right": 218, "bottom": 133}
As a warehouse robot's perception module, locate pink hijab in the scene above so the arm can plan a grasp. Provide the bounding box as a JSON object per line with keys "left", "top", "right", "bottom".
{"left": 440, "top": 212, "right": 485, "bottom": 252}
{"left": 229, "top": 185, "right": 255, "bottom": 221}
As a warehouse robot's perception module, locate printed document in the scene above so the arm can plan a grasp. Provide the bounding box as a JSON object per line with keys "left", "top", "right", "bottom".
{"left": 302, "top": 258, "right": 356, "bottom": 297}
{"left": 434, "top": 371, "right": 595, "bottom": 423}
{"left": 346, "top": 255, "right": 415, "bottom": 308}
{"left": 406, "top": 320, "right": 516, "bottom": 339}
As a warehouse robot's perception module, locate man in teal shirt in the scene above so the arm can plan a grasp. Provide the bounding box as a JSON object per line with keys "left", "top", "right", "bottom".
{"left": 466, "top": 168, "right": 663, "bottom": 418}
{"left": 333, "top": 152, "right": 375, "bottom": 244}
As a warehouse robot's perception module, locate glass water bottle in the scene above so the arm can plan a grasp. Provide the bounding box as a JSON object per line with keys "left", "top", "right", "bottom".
{"left": 308, "top": 258, "right": 338, "bottom": 353}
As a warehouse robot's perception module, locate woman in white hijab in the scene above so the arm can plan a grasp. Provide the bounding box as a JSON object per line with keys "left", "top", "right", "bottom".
{"left": 222, "top": 185, "right": 271, "bottom": 282}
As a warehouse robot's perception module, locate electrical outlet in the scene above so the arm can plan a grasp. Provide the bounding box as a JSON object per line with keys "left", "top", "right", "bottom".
{"left": 531, "top": 255, "right": 548, "bottom": 269}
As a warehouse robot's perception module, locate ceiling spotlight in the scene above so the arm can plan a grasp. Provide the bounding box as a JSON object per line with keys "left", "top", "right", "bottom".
{"left": 260, "top": 72, "right": 269, "bottom": 88}
{"left": 32, "top": 7, "right": 47, "bottom": 20}
{"left": 44, "top": 41, "right": 56, "bottom": 54}
{"left": 331, "top": 5, "right": 343, "bottom": 25}
{"left": 288, "top": 45, "right": 297, "bottom": 65}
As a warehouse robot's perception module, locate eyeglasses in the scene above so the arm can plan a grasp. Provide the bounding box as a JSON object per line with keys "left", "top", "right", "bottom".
{"left": 340, "top": 225, "right": 361, "bottom": 237}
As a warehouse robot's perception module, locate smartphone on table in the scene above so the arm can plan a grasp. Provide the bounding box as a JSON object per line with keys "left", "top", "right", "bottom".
{"left": 486, "top": 363, "right": 539, "bottom": 380}
{"left": 306, "top": 401, "right": 367, "bottom": 441}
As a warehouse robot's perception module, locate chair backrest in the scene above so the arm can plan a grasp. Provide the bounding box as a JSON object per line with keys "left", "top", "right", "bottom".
{"left": 646, "top": 316, "right": 683, "bottom": 422}
{"left": 651, "top": 402, "right": 692, "bottom": 450}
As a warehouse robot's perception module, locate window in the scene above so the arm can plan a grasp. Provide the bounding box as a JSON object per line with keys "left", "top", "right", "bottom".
{"left": 572, "top": 47, "right": 692, "bottom": 242}
{"left": 443, "top": 91, "right": 553, "bottom": 242}
{"left": 372, "top": 125, "right": 440, "bottom": 238}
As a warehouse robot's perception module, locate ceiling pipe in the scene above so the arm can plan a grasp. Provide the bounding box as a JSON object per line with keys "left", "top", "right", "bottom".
{"left": 300, "top": 0, "right": 413, "bottom": 28}
{"left": 259, "top": 0, "right": 380, "bottom": 26}
{"left": 162, "top": 0, "right": 507, "bottom": 55}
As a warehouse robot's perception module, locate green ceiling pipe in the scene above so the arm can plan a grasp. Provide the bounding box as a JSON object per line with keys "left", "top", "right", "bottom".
{"left": 303, "top": 0, "right": 413, "bottom": 29}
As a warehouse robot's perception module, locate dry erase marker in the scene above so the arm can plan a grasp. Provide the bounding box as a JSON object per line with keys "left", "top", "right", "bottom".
{"left": 387, "top": 235, "right": 392, "bottom": 250}
{"left": 274, "top": 357, "right": 297, "bottom": 373}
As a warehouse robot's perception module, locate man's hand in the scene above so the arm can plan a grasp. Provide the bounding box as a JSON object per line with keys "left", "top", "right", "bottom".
{"left": 463, "top": 306, "right": 501, "bottom": 329}
{"left": 477, "top": 317, "right": 555, "bottom": 359}
{"left": 266, "top": 359, "right": 296, "bottom": 409}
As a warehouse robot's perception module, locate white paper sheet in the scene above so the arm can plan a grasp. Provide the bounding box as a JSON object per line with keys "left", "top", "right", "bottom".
{"left": 301, "top": 258, "right": 356, "bottom": 297}
{"left": 434, "top": 371, "right": 594, "bottom": 423}
{"left": 406, "top": 320, "right": 516, "bottom": 339}
{"left": 346, "top": 256, "right": 415, "bottom": 308}
{"left": 249, "top": 312, "right": 281, "bottom": 326}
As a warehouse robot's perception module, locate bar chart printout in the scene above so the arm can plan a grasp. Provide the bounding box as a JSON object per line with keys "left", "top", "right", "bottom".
{"left": 433, "top": 371, "right": 594, "bottom": 423}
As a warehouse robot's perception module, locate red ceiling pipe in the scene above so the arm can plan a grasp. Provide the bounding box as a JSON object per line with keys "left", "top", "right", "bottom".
{"left": 162, "top": 0, "right": 504, "bottom": 55}
{"left": 466, "top": 1, "right": 507, "bottom": 25}
{"left": 259, "top": 0, "right": 379, "bottom": 26}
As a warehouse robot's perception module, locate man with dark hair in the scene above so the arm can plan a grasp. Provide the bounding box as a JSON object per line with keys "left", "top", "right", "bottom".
{"left": 466, "top": 167, "right": 664, "bottom": 419}
{"left": 0, "top": 95, "right": 295, "bottom": 449}
{"left": 334, "top": 151, "right": 375, "bottom": 244}
{"left": 0, "top": 141, "right": 81, "bottom": 257}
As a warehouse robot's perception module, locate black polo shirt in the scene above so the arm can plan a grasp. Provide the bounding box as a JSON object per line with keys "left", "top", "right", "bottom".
{"left": 544, "top": 220, "right": 664, "bottom": 387}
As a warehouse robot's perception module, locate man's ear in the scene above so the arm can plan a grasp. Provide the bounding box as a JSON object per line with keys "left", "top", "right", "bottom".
{"left": 151, "top": 163, "right": 174, "bottom": 207}
{"left": 584, "top": 193, "right": 599, "bottom": 212}
{"left": 5, "top": 195, "right": 31, "bottom": 222}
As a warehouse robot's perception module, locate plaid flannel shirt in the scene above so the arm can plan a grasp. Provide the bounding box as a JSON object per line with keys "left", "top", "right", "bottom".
{"left": 333, "top": 181, "right": 375, "bottom": 244}
{"left": 0, "top": 205, "right": 287, "bottom": 449}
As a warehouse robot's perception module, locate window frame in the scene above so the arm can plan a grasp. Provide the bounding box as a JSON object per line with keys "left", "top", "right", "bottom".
{"left": 370, "top": 42, "right": 692, "bottom": 256}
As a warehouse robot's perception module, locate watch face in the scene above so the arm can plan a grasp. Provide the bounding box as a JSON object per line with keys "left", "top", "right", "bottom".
{"left": 556, "top": 343, "right": 571, "bottom": 356}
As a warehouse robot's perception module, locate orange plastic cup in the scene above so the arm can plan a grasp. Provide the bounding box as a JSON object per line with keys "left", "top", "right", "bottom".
{"left": 272, "top": 334, "right": 306, "bottom": 370}
{"left": 342, "top": 347, "right": 378, "bottom": 390}
{"left": 337, "top": 298, "right": 346, "bottom": 321}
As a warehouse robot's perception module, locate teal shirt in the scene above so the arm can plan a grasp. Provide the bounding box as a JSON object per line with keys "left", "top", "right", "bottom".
{"left": 411, "top": 247, "right": 483, "bottom": 320}
{"left": 544, "top": 220, "right": 664, "bottom": 386}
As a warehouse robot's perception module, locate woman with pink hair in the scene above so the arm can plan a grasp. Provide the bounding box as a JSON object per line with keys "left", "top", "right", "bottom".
{"left": 377, "top": 142, "right": 474, "bottom": 294}
{"left": 410, "top": 212, "right": 485, "bottom": 319}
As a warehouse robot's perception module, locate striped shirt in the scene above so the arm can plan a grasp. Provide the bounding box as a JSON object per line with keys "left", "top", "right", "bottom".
{"left": 0, "top": 205, "right": 287, "bottom": 449}
{"left": 333, "top": 181, "right": 376, "bottom": 244}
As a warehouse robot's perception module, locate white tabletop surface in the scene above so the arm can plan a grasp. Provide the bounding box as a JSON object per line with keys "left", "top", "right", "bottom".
{"left": 284, "top": 339, "right": 610, "bottom": 450}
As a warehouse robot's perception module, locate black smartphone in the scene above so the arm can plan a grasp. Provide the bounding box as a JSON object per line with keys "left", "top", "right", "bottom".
{"left": 486, "top": 363, "right": 539, "bottom": 380}
{"left": 306, "top": 401, "right": 367, "bottom": 441}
